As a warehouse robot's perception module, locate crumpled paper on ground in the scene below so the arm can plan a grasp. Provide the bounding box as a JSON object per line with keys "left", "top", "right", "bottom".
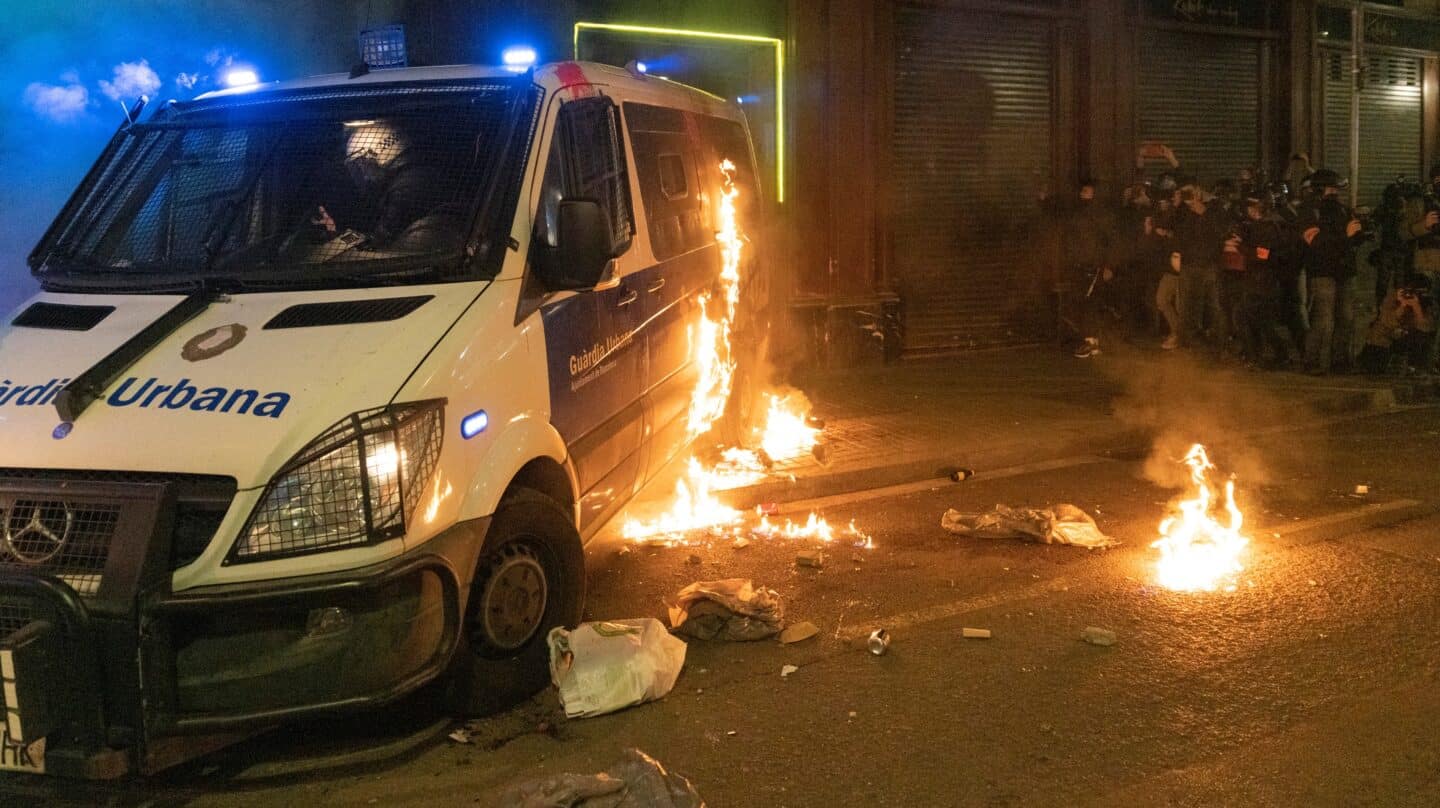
{"left": 494, "top": 748, "right": 704, "bottom": 808}
{"left": 548, "top": 619, "right": 687, "bottom": 719}
{"left": 667, "top": 579, "right": 784, "bottom": 641}
{"left": 940, "top": 503, "right": 1118, "bottom": 548}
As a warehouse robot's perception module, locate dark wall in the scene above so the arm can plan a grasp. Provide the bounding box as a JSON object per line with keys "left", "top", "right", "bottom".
{"left": 0, "top": 0, "right": 373, "bottom": 314}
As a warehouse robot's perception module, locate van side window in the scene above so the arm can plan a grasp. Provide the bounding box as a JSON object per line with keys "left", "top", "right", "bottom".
{"left": 537, "top": 97, "right": 634, "bottom": 255}
{"left": 624, "top": 102, "right": 709, "bottom": 261}
{"left": 657, "top": 154, "right": 689, "bottom": 200}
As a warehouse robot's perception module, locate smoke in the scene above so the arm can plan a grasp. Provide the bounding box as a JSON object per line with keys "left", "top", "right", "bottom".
{"left": 175, "top": 72, "right": 200, "bottom": 90}
{"left": 1104, "top": 344, "right": 1296, "bottom": 495}
{"left": 98, "top": 59, "right": 161, "bottom": 102}
{"left": 22, "top": 77, "right": 89, "bottom": 123}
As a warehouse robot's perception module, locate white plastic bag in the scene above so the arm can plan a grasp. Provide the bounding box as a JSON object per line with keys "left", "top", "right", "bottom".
{"left": 547, "top": 619, "right": 687, "bottom": 718}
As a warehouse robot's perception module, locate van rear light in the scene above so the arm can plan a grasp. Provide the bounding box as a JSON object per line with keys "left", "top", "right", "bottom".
{"left": 229, "top": 401, "right": 443, "bottom": 563}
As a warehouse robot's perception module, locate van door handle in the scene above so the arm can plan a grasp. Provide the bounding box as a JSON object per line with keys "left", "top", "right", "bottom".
{"left": 617, "top": 289, "right": 639, "bottom": 307}
{"left": 647, "top": 278, "right": 666, "bottom": 293}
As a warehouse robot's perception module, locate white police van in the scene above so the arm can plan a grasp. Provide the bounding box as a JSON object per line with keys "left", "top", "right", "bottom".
{"left": 0, "top": 60, "right": 763, "bottom": 776}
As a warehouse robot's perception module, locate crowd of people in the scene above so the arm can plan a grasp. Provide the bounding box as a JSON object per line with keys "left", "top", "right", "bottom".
{"left": 1042, "top": 151, "right": 1440, "bottom": 377}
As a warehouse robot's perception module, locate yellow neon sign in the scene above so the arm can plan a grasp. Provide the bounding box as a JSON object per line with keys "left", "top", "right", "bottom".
{"left": 573, "top": 21, "right": 785, "bottom": 203}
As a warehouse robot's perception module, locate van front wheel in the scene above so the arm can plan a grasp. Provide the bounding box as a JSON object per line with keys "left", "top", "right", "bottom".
{"left": 446, "top": 488, "right": 584, "bottom": 715}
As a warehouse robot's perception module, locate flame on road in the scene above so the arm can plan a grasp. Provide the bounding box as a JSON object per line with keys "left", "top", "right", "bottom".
{"left": 1152, "top": 444, "right": 1249, "bottom": 592}
{"left": 621, "top": 161, "right": 866, "bottom": 548}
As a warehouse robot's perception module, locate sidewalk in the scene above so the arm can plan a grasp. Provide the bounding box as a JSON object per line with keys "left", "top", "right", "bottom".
{"left": 714, "top": 346, "right": 1417, "bottom": 509}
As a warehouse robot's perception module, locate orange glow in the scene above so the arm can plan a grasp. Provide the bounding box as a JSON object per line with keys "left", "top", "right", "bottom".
{"left": 1152, "top": 444, "right": 1249, "bottom": 592}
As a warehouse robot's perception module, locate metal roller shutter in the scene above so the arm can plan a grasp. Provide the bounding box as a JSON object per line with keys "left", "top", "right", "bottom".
{"left": 1138, "top": 30, "right": 1261, "bottom": 185}
{"left": 891, "top": 5, "right": 1054, "bottom": 352}
{"left": 1321, "top": 50, "right": 1422, "bottom": 207}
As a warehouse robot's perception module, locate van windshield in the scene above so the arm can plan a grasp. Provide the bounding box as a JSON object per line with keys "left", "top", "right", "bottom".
{"left": 33, "top": 79, "right": 537, "bottom": 293}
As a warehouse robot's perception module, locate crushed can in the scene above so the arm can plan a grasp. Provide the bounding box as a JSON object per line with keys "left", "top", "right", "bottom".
{"left": 867, "top": 628, "right": 891, "bottom": 656}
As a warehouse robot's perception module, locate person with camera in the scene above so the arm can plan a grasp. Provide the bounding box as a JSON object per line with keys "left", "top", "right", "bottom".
{"left": 1230, "top": 195, "right": 1293, "bottom": 367}
{"left": 1358, "top": 277, "right": 1437, "bottom": 375}
{"left": 1402, "top": 164, "right": 1440, "bottom": 284}
{"left": 1298, "top": 169, "right": 1364, "bottom": 375}
{"left": 1173, "top": 183, "right": 1228, "bottom": 351}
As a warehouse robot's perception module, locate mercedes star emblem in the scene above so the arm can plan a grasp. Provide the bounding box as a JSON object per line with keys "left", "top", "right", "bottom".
{"left": 4, "top": 502, "right": 74, "bottom": 564}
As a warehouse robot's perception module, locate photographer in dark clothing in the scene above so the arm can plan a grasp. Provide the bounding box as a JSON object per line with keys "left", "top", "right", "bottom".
{"left": 1402, "top": 164, "right": 1440, "bottom": 282}
{"left": 1299, "top": 169, "right": 1365, "bottom": 375}
{"left": 1060, "top": 179, "right": 1120, "bottom": 358}
{"left": 1358, "top": 276, "right": 1437, "bottom": 375}
{"left": 1173, "top": 185, "right": 1228, "bottom": 349}
{"left": 1231, "top": 195, "right": 1293, "bottom": 366}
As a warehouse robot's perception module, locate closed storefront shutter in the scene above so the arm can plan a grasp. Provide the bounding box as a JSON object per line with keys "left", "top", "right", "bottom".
{"left": 1138, "top": 30, "right": 1261, "bottom": 186}
{"left": 1321, "top": 50, "right": 1422, "bottom": 207}
{"left": 891, "top": 4, "right": 1055, "bottom": 352}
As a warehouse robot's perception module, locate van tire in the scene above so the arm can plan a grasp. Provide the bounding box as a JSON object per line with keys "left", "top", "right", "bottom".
{"left": 445, "top": 488, "right": 584, "bottom": 716}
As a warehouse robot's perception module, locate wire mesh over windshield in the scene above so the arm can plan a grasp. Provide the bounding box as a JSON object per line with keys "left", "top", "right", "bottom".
{"left": 36, "top": 81, "right": 534, "bottom": 288}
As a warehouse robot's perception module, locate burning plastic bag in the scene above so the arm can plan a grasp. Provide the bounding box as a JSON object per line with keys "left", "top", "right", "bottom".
{"left": 493, "top": 748, "right": 704, "bottom": 808}
{"left": 667, "top": 579, "right": 784, "bottom": 641}
{"left": 940, "top": 503, "right": 1118, "bottom": 548}
{"left": 548, "top": 619, "right": 687, "bottom": 719}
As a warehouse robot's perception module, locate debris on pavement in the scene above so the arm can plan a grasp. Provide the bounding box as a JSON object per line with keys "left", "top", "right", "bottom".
{"left": 447, "top": 729, "right": 472, "bottom": 744}
{"left": 1082, "top": 626, "right": 1117, "bottom": 647}
{"left": 733, "top": 536, "right": 751, "bottom": 549}
{"left": 1353, "top": 484, "right": 1370, "bottom": 496}
{"left": 950, "top": 467, "right": 975, "bottom": 482}
{"left": 668, "top": 579, "right": 784, "bottom": 642}
{"left": 796, "top": 549, "right": 826, "bottom": 568}
{"left": 494, "top": 748, "right": 704, "bottom": 808}
{"left": 941, "top": 503, "right": 1119, "bottom": 548}
{"left": 548, "top": 619, "right": 687, "bottom": 718}
{"left": 780, "top": 664, "right": 799, "bottom": 678}
{"left": 867, "top": 628, "right": 891, "bottom": 656}
{"left": 686, "top": 553, "right": 702, "bottom": 565}
{"left": 962, "top": 627, "right": 992, "bottom": 639}
{"left": 779, "top": 620, "right": 819, "bottom": 644}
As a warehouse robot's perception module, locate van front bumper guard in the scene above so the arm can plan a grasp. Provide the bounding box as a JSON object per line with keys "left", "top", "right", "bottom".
{"left": 0, "top": 516, "right": 485, "bottom": 778}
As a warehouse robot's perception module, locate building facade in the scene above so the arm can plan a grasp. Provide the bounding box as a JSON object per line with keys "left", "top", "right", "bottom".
{"left": 395, "top": 0, "right": 1440, "bottom": 361}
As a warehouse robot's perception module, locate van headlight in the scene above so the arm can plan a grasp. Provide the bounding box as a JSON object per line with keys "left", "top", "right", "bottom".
{"left": 229, "top": 400, "right": 445, "bottom": 563}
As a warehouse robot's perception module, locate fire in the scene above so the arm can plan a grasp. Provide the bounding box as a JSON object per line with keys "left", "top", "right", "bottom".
{"left": 1152, "top": 444, "right": 1249, "bottom": 592}
{"left": 619, "top": 161, "right": 866, "bottom": 548}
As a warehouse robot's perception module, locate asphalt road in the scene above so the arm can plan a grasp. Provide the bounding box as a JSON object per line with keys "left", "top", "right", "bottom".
{"left": 10, "top": 407, "right": 1440, "bottom": 807}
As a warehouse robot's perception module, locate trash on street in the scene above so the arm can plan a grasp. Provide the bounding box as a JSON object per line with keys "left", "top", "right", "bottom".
{"left": 796, "top": 549, "right": 826, "bottom": 567}
{"left": 548, "top": 619, "right": 687, "bottom": 718}
{"left": 779, "top": 620, "right": 819, "bottom": 644}
{"left": 962, "top": 627, "right": 992, "bottom": 639}
{"left": 494, "top": 748, "right": 704, "bottom": 808}
{"left": 868, "top": 628, "right": 891, "bottom": 655}
{"left": 941, "top": 503, "right": 1118, "bottom": 548}
{"left": 781, "top": 664, "right": 799, "bottom": 678}
{"left": 668, "top": 579, "right": 784, "bottom": 642}
{"left": 1082, "top": 626, "right": 1117, "bottom": 646}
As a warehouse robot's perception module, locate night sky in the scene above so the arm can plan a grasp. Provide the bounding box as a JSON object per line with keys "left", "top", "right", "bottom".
{"left": 0, "top": 1, "right": 364, "bottom": 312}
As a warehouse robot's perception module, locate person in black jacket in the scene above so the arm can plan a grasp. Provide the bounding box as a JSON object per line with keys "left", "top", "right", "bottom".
{"left": 1173, "top": 184, "right": 1228, "bottom": 349}
{"left": 1299, "top": 169, "right": 1365, "bottom": 374}
{"left": 1231, "top": 195, "right": 1293, "bottom": 366}
{"left": 1060, "top": 179, "right": 1119, "bottom": 358}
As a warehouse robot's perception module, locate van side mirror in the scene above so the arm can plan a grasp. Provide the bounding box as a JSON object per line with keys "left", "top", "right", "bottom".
{"left": 533, "top": 199, "right": 614, "bottom": 291}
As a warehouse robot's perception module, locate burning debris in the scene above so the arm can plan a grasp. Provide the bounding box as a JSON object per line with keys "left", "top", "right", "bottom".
{"left": 621, "top": 161, "right": 869, "bottom": 549}
{"left": 1151, "top": 444, "right": 1250, "bottom": 592}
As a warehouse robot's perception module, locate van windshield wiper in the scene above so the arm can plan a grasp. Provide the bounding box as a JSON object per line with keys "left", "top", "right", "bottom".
{"left": 54, "top": 290, "right": 218, "bottom": 423}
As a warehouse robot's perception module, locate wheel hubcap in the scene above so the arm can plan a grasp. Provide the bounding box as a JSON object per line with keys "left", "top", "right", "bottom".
{"left": 475, "top": 545, "right": 549, "bottom": 651}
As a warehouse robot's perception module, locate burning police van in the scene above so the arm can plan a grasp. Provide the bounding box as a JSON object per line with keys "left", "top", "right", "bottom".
{"left": 0, "top": 59, "right": 763, "bottom": 777}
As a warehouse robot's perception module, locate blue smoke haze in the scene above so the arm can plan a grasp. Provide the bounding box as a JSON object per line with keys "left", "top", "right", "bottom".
{"left": 0, "top": 1, "right": 364, "bottom": 314}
